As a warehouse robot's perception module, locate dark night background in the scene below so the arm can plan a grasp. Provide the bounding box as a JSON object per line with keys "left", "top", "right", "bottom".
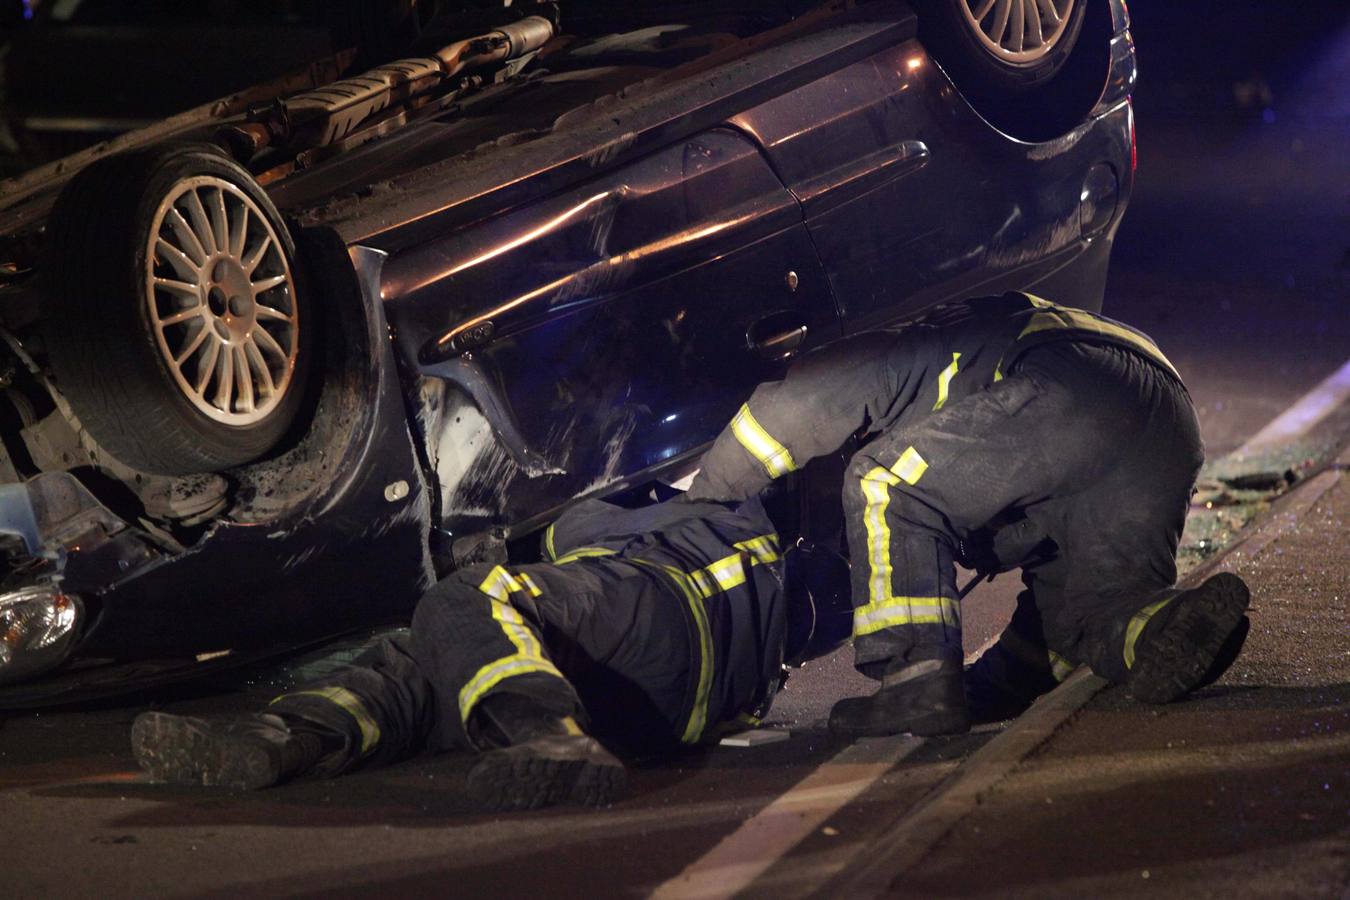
{"left": 1103, "top": 1, "right": 1349, "bottom": 453}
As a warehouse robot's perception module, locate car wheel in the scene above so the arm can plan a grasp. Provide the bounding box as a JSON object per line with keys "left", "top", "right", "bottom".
{"left": 913, "top": 0, "right": 1088, "bottom": 95}
{"left": 45, "top": 143, "right": 311, "bottom": 476}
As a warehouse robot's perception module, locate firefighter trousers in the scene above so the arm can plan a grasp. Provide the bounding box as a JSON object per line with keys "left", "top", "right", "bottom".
{"left": 270, "top": 558, "right": 694, "bottom": 775}
{"left": 845, "top": 340, "right": 1203, "bottom": 684}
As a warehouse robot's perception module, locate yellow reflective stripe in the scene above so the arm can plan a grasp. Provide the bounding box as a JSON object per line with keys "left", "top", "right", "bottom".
{"left": 690, "top": 552, "right": 748, "bottom": 599}
{"left": 861, "top": 465, "right": 902, "bottom": 608}
{"left": 517, "top": 571, "right": 543, "bottom": 597}
{"left": 1017, "top": 304, "right": 1180, "bottom": 379}
{"left": 1021, "top": 291, "right": 1055, "bottom": 309}
{"left": 733, "top": 533, "right": 781, "bottom": 566}
{"left": 458, "top": 656, "right": 565, "bottom": 724}
{"left": 993, "top": 365, "right": 1004, "bottom": 383}
{"left": 858, "top": 454, "right": 944, "bottom": 634}
{"left": 852, "top": 595, "right": 959, "bottom": 636}
{"left": 553, "top": 547, "right": 617, "bottom": 565}
{"left": 1123, "top": 596, "right": 1174, "bottom": 669}
{"left": 458, "top": 566, "right": 564, "bottom": 724}
{"left": 891, "top": 446, "right": 928, "bottom": 486}
{"left": 685, "top": 532, "right": 782, "bottom": 600}
{"left": 731, "top": 403, "right": 798, "bottom": 479}
{"left": 631, "top": 559, "right": 714, "bottom": 744}
{"left": 575, "top": 531, "right": 776, "bottom": 744}
{"left": 544, "top": 524, "right": 557, "bottom": 561}
{"left": 561, "top": 716, "right": 583, "bottom": 736}
{"left": 1049, "top": 650, "right": 1075, "bottom": 682}
{"left": 279, "top": 686, "right": 381, "bottom": 754}
{"left": 932, "top": 352, "right": 962, "bottom": 411}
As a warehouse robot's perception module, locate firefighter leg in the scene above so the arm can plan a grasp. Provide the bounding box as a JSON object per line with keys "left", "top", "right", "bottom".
{"left": 972, "top": 342, "right": 1245, "bottom": 706}
{"left": 131, "top": 633, "right": 437, "bottom": 789}
{"left": 963, "top": 582, "right": 1076, "bottom": 723}
{"left": 830, "top": 365, "right": 1073, "bottom": 737}
{"left": 1019, "top": 444, "right": 1249, "bottom": 699}
{"left": 409, "top": 561, "right": 631, "bottom": 810}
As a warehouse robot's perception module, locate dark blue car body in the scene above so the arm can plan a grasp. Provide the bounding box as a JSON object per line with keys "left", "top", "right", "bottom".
{"left": 0, "top": 0, "right": 1135, "bottom": 698}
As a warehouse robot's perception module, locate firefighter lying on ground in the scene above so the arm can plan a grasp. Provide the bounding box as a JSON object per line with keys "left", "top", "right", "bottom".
{"left": 684, "top": 291, "right": 1252, "bottom": 737}
{"left": 131, "top": 496, "right": 852, "bottom": 810}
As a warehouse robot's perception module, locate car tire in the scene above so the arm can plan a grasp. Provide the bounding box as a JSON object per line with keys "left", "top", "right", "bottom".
{"left": 45, "top": 143, "right": 312, "bottom": 476}
{"left": 911, "top": 0, "right": 1095, "bottom": 136}
{"left": 912, "top": 0, "right": 1088, "bottom": 94}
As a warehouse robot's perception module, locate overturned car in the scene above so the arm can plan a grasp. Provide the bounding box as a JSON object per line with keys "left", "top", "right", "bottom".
{"left": 0, "top": 0, "right": 1136, "bottom": 696}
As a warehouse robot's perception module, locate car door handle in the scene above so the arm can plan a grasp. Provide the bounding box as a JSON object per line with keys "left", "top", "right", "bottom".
{"left": 746, "top": 312, "right": 809, "bottom": 361}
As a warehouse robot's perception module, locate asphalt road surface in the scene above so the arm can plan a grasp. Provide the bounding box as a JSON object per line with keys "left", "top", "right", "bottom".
{"left": 3, "top": 3, "right": 1348, "bottom": 897}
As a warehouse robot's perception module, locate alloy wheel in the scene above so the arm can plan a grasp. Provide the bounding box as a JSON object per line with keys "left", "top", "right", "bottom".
{"left": 144, "top": 175, "right": 299, "bottom": 426}
{"left": 958, "top": 0, "right": 1076, "bottom": 65}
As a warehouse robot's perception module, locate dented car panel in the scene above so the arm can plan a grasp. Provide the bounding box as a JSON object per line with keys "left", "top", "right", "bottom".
{"left": 382, "top": 126, "right": 839, "bottom": 538}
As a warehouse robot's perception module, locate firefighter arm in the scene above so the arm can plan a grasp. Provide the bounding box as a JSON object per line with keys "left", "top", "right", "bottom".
{"left": 687, "top": 332, "right": 896, "bottom": 502}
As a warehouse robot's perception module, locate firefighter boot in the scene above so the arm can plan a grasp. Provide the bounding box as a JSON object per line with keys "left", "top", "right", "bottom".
{"left": 464, "top": 693, "right": 627, "bottom": 811}
{"left": 829, "top": 654, "right": 971, "bottom": 737}
{"left": 130, "top": 711, "right": 325, "bottom": 790}
{"left": 1126, "top": 572, "right": 1252, "bottom": 704}
{"left": 963, "top": 643, "right": 1060, "bottom": 725}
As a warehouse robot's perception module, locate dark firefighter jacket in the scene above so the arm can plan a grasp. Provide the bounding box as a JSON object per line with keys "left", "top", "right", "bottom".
{"left": 686, "top": 292, "right": 1181, "bottom": 503}
{"left": 541, "top": 496, "right": 789, "bottom": 741}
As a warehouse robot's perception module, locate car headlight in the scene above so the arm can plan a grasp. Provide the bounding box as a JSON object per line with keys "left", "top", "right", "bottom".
{"left": 0, "top": 586, "right": 82, "bottom": 684}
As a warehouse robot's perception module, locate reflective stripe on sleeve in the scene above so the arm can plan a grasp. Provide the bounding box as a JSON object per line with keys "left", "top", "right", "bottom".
{"left": 932, "top": 352, "right": 962, "bottom": 411}
{"left": 276, "top": 686, "right": 382, "bottom": 754}
{"left": 730, "top": 403, "right": 798, "bottom": 479}
{"left": 544, "top": 524, "right": 558, "bottom": 561}
{"left": 458, "top": 565, "right": 565, "bottom": 725}
{"left": 1123, "top": 596, "right": 1175, "bottom": 669}
{"left": 853, "top": 595, "right": 960, "bottom": 636}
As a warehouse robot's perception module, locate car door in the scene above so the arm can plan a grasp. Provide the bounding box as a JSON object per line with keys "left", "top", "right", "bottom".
{"left": 729, "top": 38, "right": 1087, "bottom": 333}
{"left": 380, "top": 127, "right": 838, "bottom": 534}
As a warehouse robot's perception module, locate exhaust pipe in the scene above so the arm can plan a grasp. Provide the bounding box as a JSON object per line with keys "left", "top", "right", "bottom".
{"left": 218, "top": 16, "right": 556, "bottom": 160}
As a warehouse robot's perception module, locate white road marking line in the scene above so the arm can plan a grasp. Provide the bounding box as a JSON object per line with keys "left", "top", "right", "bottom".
{"left": 648, "top": 736, "right": 923, "bottom": 900}
{"left": 1237, "top": 357, "right": 1350, "bottom": 454}
{"left": 829, "top": 669, "right": 1108, "bottom": 898}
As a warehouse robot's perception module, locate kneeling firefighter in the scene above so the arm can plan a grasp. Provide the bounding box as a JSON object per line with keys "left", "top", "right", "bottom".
{"left": 685, "top": 292, "right": 1252, "bottom": 736}
{"left": 131, "top": 497, "right": 851, "bottom": 810}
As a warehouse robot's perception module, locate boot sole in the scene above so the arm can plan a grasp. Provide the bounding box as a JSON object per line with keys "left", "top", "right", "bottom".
{"left": 464, "top": 735, "right": 627, "bottom": 811}
{"left": 1128, "top": 572, "right": 1251, "bottom": 704}
{"left": 131, "top": 712, "right": 282, "bottom": 790}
